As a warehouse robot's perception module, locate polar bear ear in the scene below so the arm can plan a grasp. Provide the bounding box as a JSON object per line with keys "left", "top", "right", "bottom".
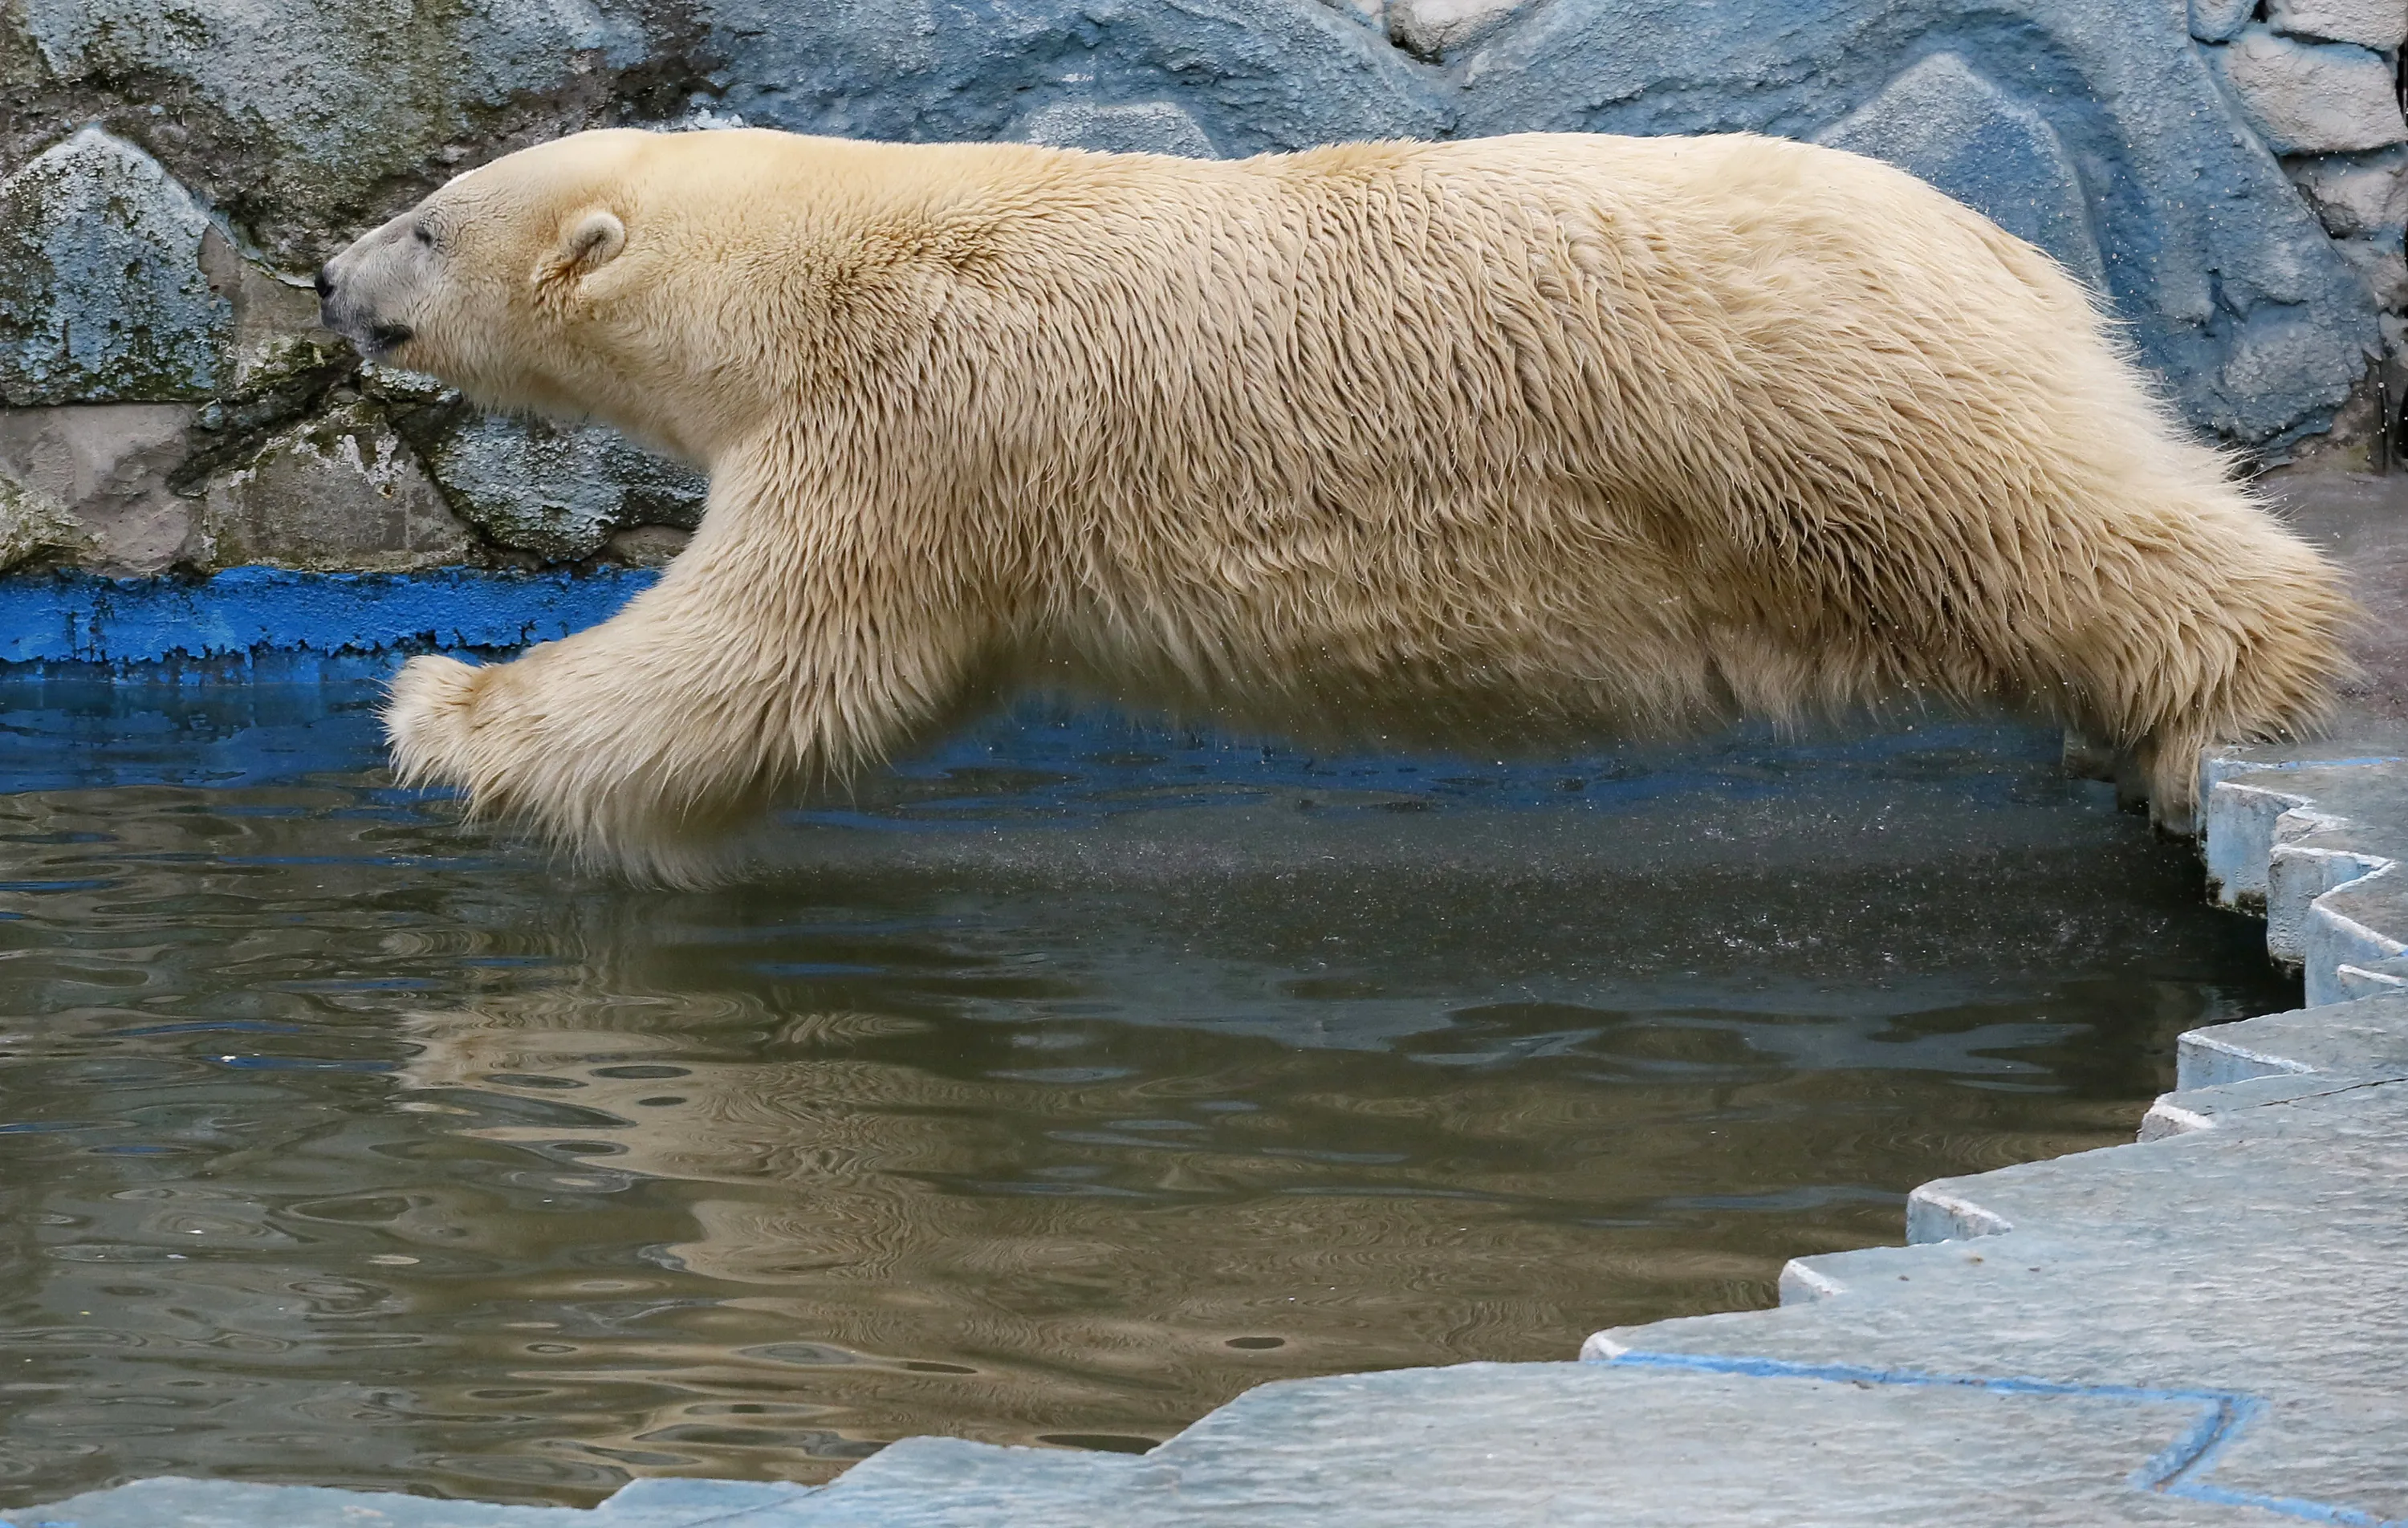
{"left": 543, "top": 208, "right": 626, "bottom": 285}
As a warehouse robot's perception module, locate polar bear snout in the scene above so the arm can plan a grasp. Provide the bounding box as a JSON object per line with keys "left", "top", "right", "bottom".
{"left": 316, "top": 216, "right": 434, "bottom": 362}
{"left": 315, "top": 263, "right": 403, "bottom": 360}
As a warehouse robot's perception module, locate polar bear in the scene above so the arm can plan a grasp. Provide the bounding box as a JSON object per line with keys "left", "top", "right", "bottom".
{"left": 319, "top": 127, "right": 2351, "bottom": 884}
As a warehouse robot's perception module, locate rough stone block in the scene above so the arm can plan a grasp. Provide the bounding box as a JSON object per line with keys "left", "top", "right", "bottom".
{"left": 359, "top": 364, "right": 458, "bottom": 408}
{"left": 2214, "top": 306, "right": 2377, "bottom": 445}
{"left": 603, "top": 524, "right": 692, "bottom": 567}
{"left": 2290, "top": 148, "right": 2408, "bottom": 237}
{"left": 2335, "top": 233, "right": 2408, "bottom": 309}
{"left": 1386, "top": 0, "right": 1527, "bottom": 61}
{"left": 2268, "top": 0, "right": 2408, "bottom": 50}
{"left": 2192, "top": 0, "right": 2258, "bottom": 41}
{"left": 0, "top": 402, "right": 197, "bottom": 574}
{"left": 2177, "top": 993, "right": 2408, "bottom": 1089}
{"left": 416, "top": 413, "right": 706, "bottom": 562}
{"left": 2303, "top": 864, "right": 2408, "bottom": 1006}
{"left": 0, "top": 128, "right": 231, "bottom": 407}
{"left": 1454, "top": 1, "right": 2375, "bottom": 449}
{"left": 198, "top": 401, "right": 471, "bottom": 572}
{"left": 699, "top": 0, "right": 1446, "bottom": 161}
{"left": 0, "top": 469, "right": 85, "bottom": 571}
{"left": 2268, "top": 826, "right": 2392, "bottom": 965}
{"left": 18, "top": 0, "right": 661, "bottom": 269}
{"left": 1816, "top": 52, "right": 2109, "bottom": 295}
{"left": 209, "top": 243, "right": 352, "bottom": 396}
{"left": 1014, "top": 101, "right": 1218, "bottom": 157}
{"left": 2210, "top": 28, "right": 2408, "bottom": 155}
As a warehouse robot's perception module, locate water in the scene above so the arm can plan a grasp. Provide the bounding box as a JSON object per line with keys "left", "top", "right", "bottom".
{"left": 0, "top": 661, "right": 2292, "bottom": 1508}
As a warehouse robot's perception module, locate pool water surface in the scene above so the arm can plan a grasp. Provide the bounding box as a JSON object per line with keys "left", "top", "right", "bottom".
{"left": 0, "top": 663, "right": 2292, "bottom": 1507}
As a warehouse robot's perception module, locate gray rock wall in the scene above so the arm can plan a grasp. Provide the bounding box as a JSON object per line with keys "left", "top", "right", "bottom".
{"left": 0, "top": 0, "right": 2401, "bottom": 579}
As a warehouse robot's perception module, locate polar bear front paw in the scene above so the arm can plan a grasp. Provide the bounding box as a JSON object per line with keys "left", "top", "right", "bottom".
{"left": 383, "top": 654, "right": 490, "bottom": 791}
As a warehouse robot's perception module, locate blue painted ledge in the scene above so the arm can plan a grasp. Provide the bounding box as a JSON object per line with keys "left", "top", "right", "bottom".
{"left": 0, "top": 567, "right": 657, "bottom": 666}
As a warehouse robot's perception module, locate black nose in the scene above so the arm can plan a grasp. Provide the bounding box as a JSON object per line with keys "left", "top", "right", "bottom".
{"left": 313, "top": 267, "right": 334, "bottom": 299}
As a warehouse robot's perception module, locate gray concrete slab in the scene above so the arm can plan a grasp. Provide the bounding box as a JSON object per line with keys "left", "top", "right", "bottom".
{"left": 2176, "top": 991, "right": 2408, "bottom": 1088}
{"left": 0, "top": 1475, "right": 816, "bottom": 1527}
{"left": 2200, "top": 473, "right": 2408, "bottom": 1005}
{"left": 1601, "top": 1073, "right": 2408, "bottom": 1528}
{"left": 2200, "top": 754, "right": 2408, "bottom": 1001}
{"left": 2262, "top": 471, "right": 2408, "bottom": 746}
{"left": 722, "top": 1359, "right": 2296, "bottom": 1526}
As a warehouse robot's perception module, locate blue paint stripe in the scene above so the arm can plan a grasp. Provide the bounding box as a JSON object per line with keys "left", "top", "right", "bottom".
{"left": 0, "top": 567, "right": 656, "bottom": 665}
{"left": 1602, "top": 1347, "right": 2236, "bottom": 1408}
{"left": 2141, "top": 1392, "right": 2273, "bottom": 1511}
{"left": 2225, "top": 757, "right": 2405, "bottom": 771}
{"left": 2179, "top": 1484, "right": 2393, "bottom": 1528}
{"left": 1601, "top": 1349, "right": 2401, "bottom": 1526}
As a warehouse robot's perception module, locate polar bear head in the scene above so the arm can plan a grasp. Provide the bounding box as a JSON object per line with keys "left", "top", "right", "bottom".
{"left": 315, "top": 128, "right": 771, "bottom": 465}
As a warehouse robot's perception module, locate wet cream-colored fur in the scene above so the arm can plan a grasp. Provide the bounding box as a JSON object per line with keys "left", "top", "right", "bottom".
{"left": 320, "top": 127, "right": 2351, "bottom": 883}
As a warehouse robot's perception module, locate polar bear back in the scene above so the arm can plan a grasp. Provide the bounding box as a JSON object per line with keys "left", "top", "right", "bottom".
{"left": 783, "top": 130, "right": 2247, "bottom": 745}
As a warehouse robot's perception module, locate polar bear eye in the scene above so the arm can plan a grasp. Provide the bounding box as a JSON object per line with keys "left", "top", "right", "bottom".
{"left": 413, "top": 221, "right": 437, "bottom": 248}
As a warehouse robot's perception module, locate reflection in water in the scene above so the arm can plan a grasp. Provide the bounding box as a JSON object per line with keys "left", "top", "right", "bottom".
{"left": 0, "top": 664, "right": 2292, "bottom": 1507}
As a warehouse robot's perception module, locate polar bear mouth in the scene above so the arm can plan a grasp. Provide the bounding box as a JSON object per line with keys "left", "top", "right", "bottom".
{"left": 323, "top": 311, "right": 414, "bottom": 361}
{"left": 312, "top": 265, "right": 415, "bottom": 360}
